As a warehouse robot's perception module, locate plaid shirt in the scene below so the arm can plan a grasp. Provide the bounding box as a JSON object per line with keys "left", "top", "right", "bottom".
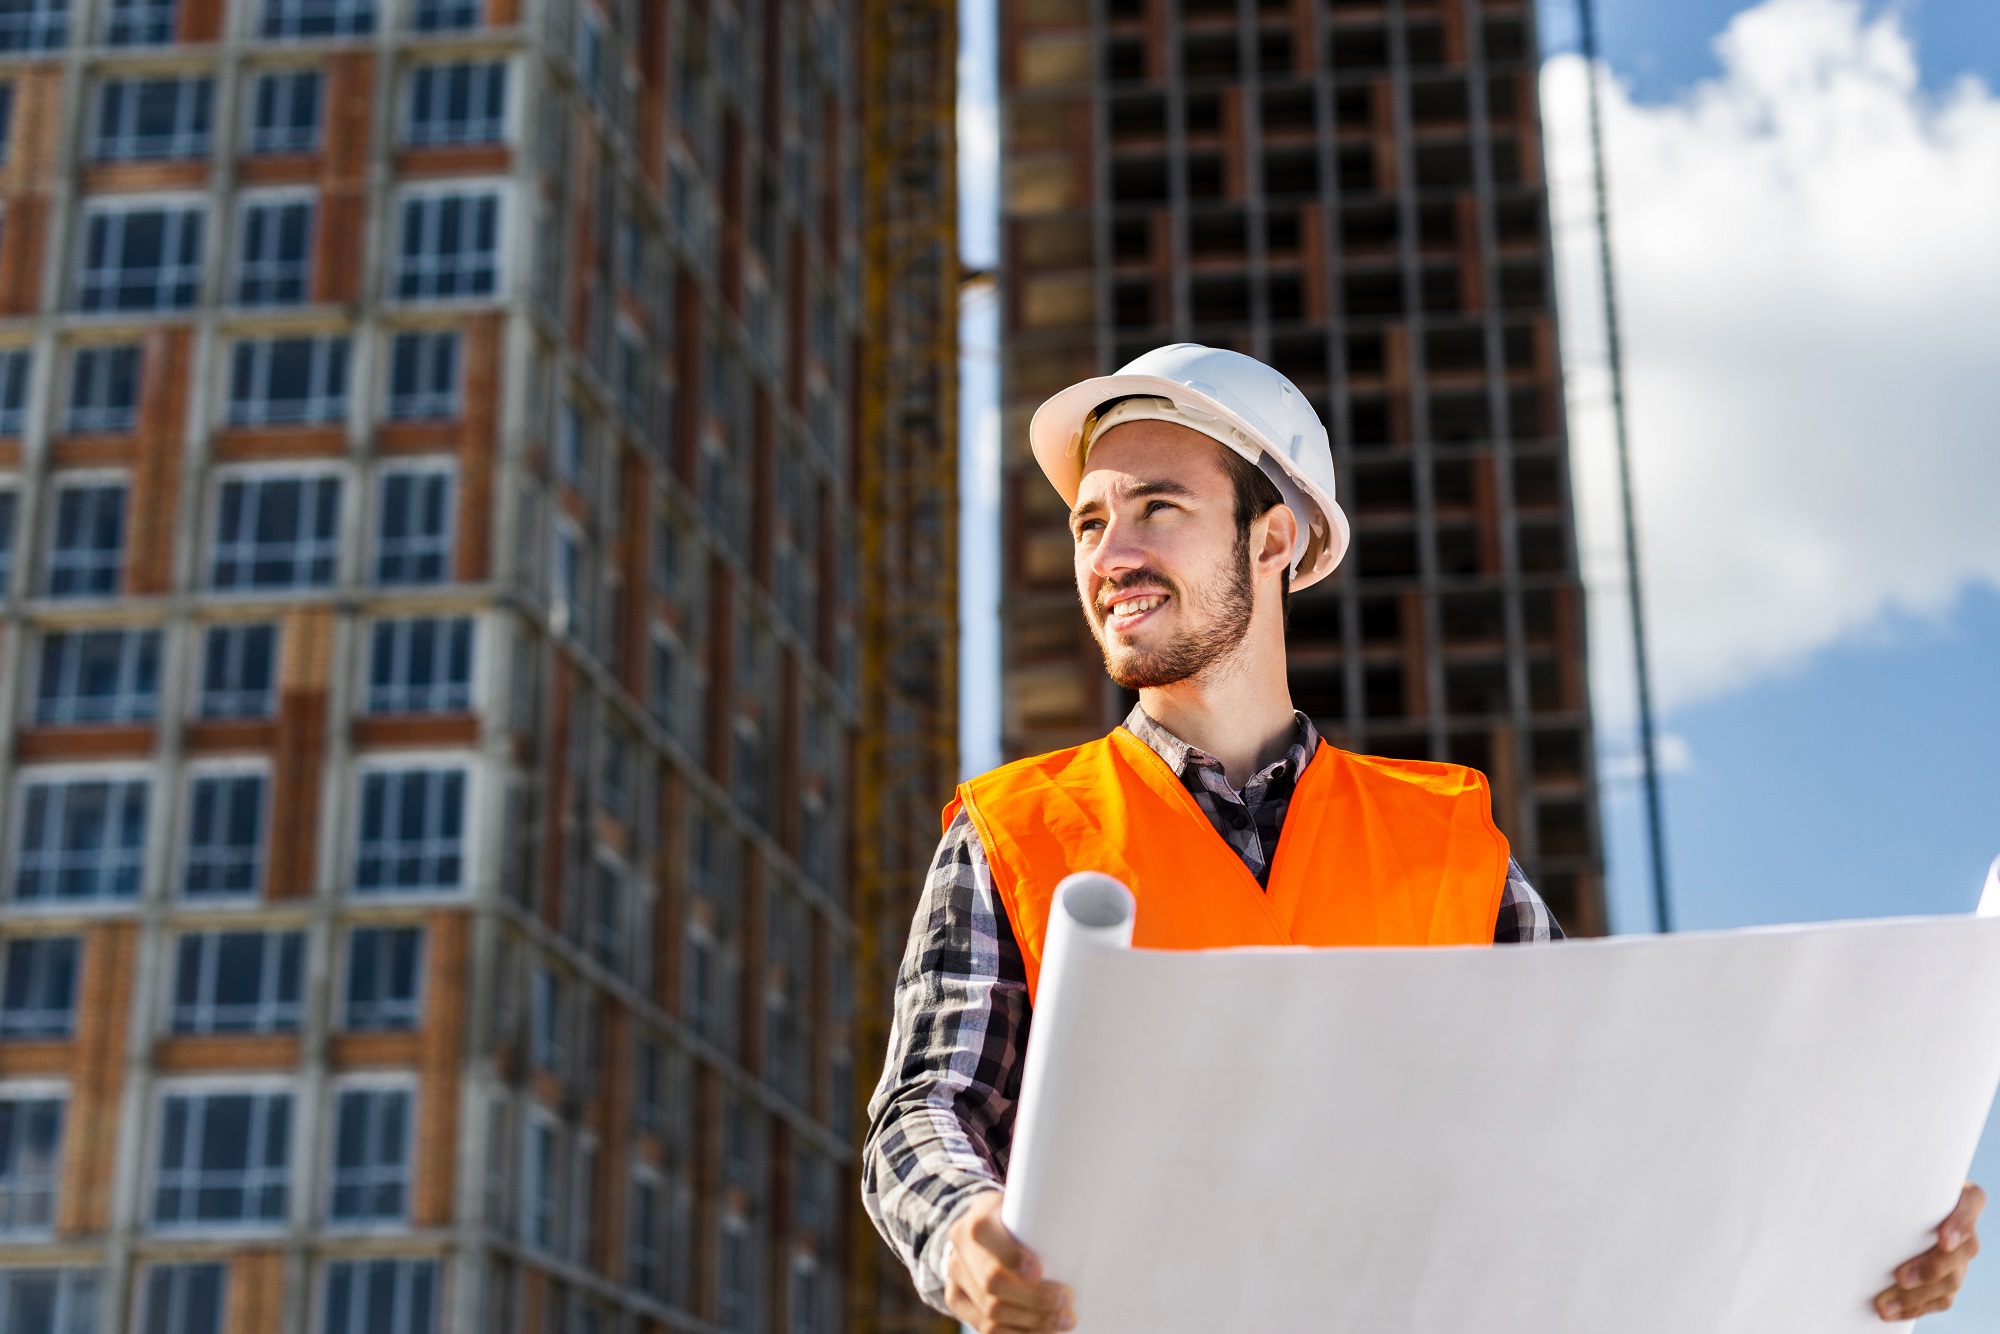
{"left": 861, "top": 706, "right": 1563, "bottom": 1311}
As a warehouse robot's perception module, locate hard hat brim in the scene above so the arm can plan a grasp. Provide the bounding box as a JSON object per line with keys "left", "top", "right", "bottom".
{"left": 1028, "top": 372, "right": 1351, "bottom": 590}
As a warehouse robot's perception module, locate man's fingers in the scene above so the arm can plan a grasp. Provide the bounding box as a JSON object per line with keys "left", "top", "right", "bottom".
{"left": 1878, "top": 1281, "right": 1959, "bottom": 1321}
{"left": 1941, "top": 1182, "right": 1987, "bottom": 1251}
{"left": 970, "top": 1208, "right": 1031, "bottom": 1273}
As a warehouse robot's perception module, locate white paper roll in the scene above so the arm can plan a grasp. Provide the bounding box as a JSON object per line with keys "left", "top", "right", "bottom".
{"left": 1001, "top": 873, "right": 1136, "bottom": 1249}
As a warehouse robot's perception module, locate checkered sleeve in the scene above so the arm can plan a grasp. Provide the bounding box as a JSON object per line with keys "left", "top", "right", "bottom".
{"left": 1493, "top": 858, "right": 1566, "bottom": 943}
{"left": 860, "top": 807, "right": 1030, "bottom": 1314}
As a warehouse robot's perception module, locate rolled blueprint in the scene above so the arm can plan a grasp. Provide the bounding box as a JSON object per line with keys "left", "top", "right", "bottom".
{"left": 1002, "top": 872, "right": 1136, "bottom": 1247}
{"left": 996, "top": 910, "right": 2000, "bottom": 1334}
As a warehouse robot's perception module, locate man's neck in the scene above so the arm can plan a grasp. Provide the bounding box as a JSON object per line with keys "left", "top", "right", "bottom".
{"left": 1136, "top": 644, "right": 1296, "bottom": 788}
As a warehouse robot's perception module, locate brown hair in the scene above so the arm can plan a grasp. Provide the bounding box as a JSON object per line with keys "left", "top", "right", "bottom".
{"left": 1217, "top": 445, "right": 1292, "bottom": 623}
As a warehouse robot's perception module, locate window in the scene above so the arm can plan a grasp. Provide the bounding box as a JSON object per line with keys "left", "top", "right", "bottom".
{"left": 648, "top": 631, "right": 677, "bottom": 732}
{"left": 629, "top": 1171, "right": 661, "bottom": 1295}
{"left": 260, "top": 0, "right": 373, "bottom": 37}
{"left": 197, "top": 623, "right": 277, "bottom": 718}
{"left": 531, "top": 966, "right": 561, "bottom": 1071}
{"left": 386, "top": 330, "right": 457, "bottom": 419}
{"left": 0, "top": 0, "right": 67, "bottom": 51}
{"left": 67, "top": 345, "right": 139, "bottom": 433}
{"left": 407, "top": 62, "right": 506, "bottom": 146}
{"left": 635, "top": 1036, "right": 662, "bottom": 1130}
{"left": 366, "top": 616, "right": 472, "bottom": 713}
{"left": 590, "top": 856, "right": 622, "bottom": 969}
{"left": 0, "top": 349, "right": 30, "bottom": 435}
{"left": 210, "top": 473, "right": 340, "bottom": 590}
{"left": 182, "top": 772, "right": 264, "bottom": 899}
{"left": 14, "top": 776, "right": 147, "bottom": 903}
{"left": 0, "top": 491, "right": 15, "bottom": 590}
{"left": 329, "top": 1085, "right": 410, "bottom": 1223}
{"left": 375, "top": 467, "right": 453, "bottom": 585}
{"left": 77, "top": 203, "right": 202, "bottom": 312}
{"left": 171, "top": 930, "right": 304, "bottom": 1034}
{"left": 343, "top": 926, "right": 422, "bottom": 1030}
{"left": 93, "top": 76, "right": 212, "bottom": 160}
{"left": 1, "top": 938, "right": 77, "bottom": 1038}
{"left": 34, "top": 627, "right": 160, "bottom": 724}
{"left": 141, "top": 1265, "right": 224, "bottom": 1334}
{"left": 355, "top": 768, "right": 465, "bottom": 894}
{"left": 0, "top": 1092, "right": 64, "bottom": 1232}
{"left": 411, "top": 0, "right": 472, "bottom": 29}
{"left": 524, "top": 1115, "right": 561, "bottom": 1252}
{"left": 105, "top": 0, "right": 174, "bottom": 45}
{"left": 555, "top": 398, "right": 586, "bottom": 484}
{"left": 0, "top": 1269, "right": 99, "bottom": 1333}
{"left": 228, "top": 336, "right": 347, "bottom": 426}
{"left": 44, "top": 481, "right": 124, "bottom": 596}
{"left": 394, "top": 189, "right": 500, "bottom": 300}
{"left": 323, "top": 1259, "right": 437, "bottom": 1334}
{"left": 235, "top": 196, "right": 312, "bottom": 306}
{"left": 247, "top": 70, "right": 319, "bottom": 153}
{"left": 152, "top": 1089, "right": 291, "bottom": 1227}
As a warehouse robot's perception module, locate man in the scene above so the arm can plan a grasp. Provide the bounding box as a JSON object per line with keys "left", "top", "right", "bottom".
{"left": 862, "top": 345, "right": 1983, "bottom": 1332}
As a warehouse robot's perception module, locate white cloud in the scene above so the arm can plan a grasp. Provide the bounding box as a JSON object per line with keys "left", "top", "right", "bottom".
{"left": 1542, "top": 0, "right": 2000, "bottom": 725}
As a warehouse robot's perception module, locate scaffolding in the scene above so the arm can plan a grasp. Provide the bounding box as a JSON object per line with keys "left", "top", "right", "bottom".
{"left": 849, "top": 0, "right": 961, "bottom": 1327}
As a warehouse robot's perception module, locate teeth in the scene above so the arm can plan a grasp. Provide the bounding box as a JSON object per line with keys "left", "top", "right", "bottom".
{"left": 1111, "top": 595, "right": 1165, "bottom": 617}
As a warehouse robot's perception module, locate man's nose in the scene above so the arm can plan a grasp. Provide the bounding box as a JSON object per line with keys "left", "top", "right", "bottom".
{"left": 1087, "top": 512, "right": 1149, "bottom": 581}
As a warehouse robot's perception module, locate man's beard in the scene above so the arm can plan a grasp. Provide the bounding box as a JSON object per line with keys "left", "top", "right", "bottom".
{"left": 1088, "top": 535, "right": 1256, "bottom": 690}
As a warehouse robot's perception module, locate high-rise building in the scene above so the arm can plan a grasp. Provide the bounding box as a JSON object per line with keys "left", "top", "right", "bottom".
{"left": 999, "top": 0, "right": 1606, "bottom": 931}
{"left": 0, "top": 0, "right": 909, "bottom": 1329}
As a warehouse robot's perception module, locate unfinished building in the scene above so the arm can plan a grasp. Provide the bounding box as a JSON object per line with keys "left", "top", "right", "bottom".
{"left": 999, "top": 0, "right": 1606, "bottom": 931}
{"left": 0, "top": 0, "right": 958, "bottom": 1328}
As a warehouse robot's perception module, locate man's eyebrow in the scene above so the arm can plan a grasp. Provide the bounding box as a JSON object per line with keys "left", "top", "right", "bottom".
{"left": 1070, "top": 477, "right": 1196, "bottom": 522}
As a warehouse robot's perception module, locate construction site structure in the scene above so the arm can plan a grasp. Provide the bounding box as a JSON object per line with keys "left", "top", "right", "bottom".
{"left": 0, "top": 0, "right": 954, "bottom": 1327}
{"left": 999, "top": 0, "right": 1606, "bottom": 931}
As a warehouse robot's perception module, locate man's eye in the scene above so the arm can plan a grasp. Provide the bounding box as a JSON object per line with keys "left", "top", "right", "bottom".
{"left": 1075, "top": 518, "right": 1103, "bottom": 536}
{"left": 1144, "top": 500, "right": 1173, "bottom": 516}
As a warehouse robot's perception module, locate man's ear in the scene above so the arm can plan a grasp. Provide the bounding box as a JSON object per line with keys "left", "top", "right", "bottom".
{"left": 1254, "top": 502, "right": 1298, "bottom": 576}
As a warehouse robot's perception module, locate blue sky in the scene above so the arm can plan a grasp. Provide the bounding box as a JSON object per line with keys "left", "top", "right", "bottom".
{"left": 958, "top": 1, "right": 2000, "bottom": 1320}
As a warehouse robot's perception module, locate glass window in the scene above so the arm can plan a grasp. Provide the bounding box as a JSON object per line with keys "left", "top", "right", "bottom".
{"left": 92, "top": 76, "right": 212, "bottom": 160}
{"left": 322, "top": 1258, "right": 437, "bottom": 1334}
{"left": 555, "top": 398, "right": 586, "bottom": 484}
{"left": 0, "top": 348, "right": 30, "bottom": 435}
{"left": 210, "top": 474, "right": 340, "bottom": 590}
{"left": 629, "top": 1173, "right": 660, "bottom": 1294}
{"left": 0, "top": 936, "right": 78, "bottom": 1038}
{"left": 44, "top": 481, "right": 124, "bottom": 596}
{"left": 531, "top": 966, "right": 561, "bottom": 1071}
{"left": 235, "top": 197, "right": 313, "bottom": 307}
{"left": 13, "top": 776, "right": 148, "bottom": 903}
{"left": 329, "top": 1086, "right": 410, "bottom": 1223}
{"left": 374, "top": 467, "right": 453, "bottom": 586}
{"left": 0, "top": 491, "right": 15, "bottom": 591}
{"left": 105, "top": 0, "right": 174, "bottom": 45}
{"left": 0, "top": 0, "right": 68, "bottom": 51}
{"left": 394, "top": 190, "right": 500, "bottom": 301}
{"left": 34, "top": 627, "right": 160, "bottom": 725}
{"left": 590, "top": 856, "right": 622, "bottom": 970}
{"left": 366, "top": 616, "right": 472, "bottom": 714}
{"left": 407, "top": 61, "right": 506, "bottom": 146}
{"left": 67, "top": 345, "right": 140, "bottom": 433}
{"left": 247, "top": 70, "right": 319, "bottom": 154}
{"left": 523, "top": 1116, "right": 560, "bottom": 1252}
{"left": 0, "top": 1093, "right": 64, "bottom": 1233}
{"left": 229, "top": 336, "right": 346, "bottom": 426}
{"left": 197, "top": 623, "right": 277, "bottom": 718}
{"left": 152, "top": 1090, "right": 291, "bottom": 1227}
{"left": 140, "top": 1264, "right": 224, "bottom": 1334}
{"left": 648, "top": 631, "right": 677, "bottom": 732}
{"left": 182, "top": 772, "right": 264, "bottom": 899}
{"left": 386, "top": 330, "right": 457, "bottom": 420}
{"left": 260, "top": 0, "right": 372, "bottom": 38}
{"left": 0, "top": 1269, "right": 98, "bottom": 1333}
{"left": 410, "top": 0, "right": 471, "bottom": 29}
{"left": 171, "top": 930, "right": 304, "bottom": 1034}
{"left": 76, "top": 204, "right": 203, "bottom": 312}
{"left": 635, "top": 1036, "right": 662, "bottom": 1130}
{"left": 355, "top": 768, "right": 465, "bottom": 894}
{"left": 343, "top": 926, "right": 422, "bottom": 1031}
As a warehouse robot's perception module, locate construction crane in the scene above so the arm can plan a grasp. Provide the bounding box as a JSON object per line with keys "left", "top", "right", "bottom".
{"left": 849, "top": 0, "right": 960, "bottom": 1327}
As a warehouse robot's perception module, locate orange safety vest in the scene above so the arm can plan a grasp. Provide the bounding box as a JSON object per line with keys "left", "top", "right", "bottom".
{"left": 944, "top": 727, "right": 1510, "bottom": 1002}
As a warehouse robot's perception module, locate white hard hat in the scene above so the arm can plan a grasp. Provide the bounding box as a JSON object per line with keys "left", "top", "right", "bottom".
{"left": 1028, "top": 343, "right": 1349, "bottom": 590}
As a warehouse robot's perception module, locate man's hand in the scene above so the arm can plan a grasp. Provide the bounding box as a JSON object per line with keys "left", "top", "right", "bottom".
{"left": 943, "top": 1192, "right": 1074, "bottom": 1333}
{"left": 1875, "top": 1183, "right": 1985, "bottom": 1321}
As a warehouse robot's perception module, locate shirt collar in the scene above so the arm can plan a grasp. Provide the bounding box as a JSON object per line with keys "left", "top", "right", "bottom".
{"left": 1120, "top": 704, "right": 1321, "bottom": 790}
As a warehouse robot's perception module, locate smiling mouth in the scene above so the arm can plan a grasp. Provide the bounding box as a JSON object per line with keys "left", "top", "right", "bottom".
{"left": 1102, "top": 591, "right": 1171, "bottom": 631}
